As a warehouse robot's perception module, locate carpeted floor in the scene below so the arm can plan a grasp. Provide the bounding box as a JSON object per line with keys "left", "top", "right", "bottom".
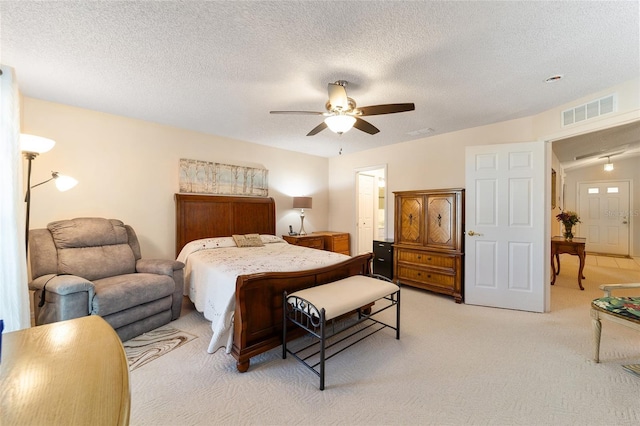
{"left": 129, "top": 255, "right": 640, "bottom": 425}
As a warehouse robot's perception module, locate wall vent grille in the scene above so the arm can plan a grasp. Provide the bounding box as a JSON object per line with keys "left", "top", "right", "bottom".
{"left": 562, "top": 93, "right": 617, "bottom": 127}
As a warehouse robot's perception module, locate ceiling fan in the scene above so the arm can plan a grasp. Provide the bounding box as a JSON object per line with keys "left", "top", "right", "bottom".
{"left": 270, "top": 80, "right": 415, "bottom": 136}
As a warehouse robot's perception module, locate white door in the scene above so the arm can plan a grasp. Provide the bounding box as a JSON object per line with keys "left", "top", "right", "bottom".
{"left": 465, "top": 141, "right": 547, "bottom": 312}
{"left": 578, "top": 181, "right": 630, "bottom": 256}
{"left": 357, "top": 173, "right": 375, "bottom": 255}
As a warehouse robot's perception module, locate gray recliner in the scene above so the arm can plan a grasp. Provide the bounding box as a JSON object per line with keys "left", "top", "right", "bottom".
{"left": 28, "top": 217, "right": 185, "bottom": 341}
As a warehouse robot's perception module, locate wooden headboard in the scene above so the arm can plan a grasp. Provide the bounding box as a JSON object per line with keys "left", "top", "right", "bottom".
{"left": 174, "top": 194, "right": 276, "bottom": 256}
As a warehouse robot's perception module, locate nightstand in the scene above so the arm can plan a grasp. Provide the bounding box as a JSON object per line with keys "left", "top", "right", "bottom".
{"left": 373, "top": 239, "right": 394, "bottom": 280}
{"left": 283, "top": 232, "right": 350, "bottom": 255}
{"left": 282, "top": 234, "right": 324, "bottom": 250}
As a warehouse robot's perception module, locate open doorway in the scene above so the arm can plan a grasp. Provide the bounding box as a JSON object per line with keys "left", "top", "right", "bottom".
{"left": 551, "top": 120, "right": 640, "bottom": 258}
{"left": 355, "top": 165, "right": 387, "bottom": 255}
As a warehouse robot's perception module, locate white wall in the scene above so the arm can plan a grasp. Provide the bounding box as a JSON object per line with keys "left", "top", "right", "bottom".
{"left": 21, "top": 97, "right": 329, "bottom": 259}
{"left": 563, "top": 155, "right": 640, "bottom": 256}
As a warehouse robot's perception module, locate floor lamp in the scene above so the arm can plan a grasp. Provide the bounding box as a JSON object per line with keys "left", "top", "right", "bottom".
{"left": 21, "top": 134, "right": 77, "bottom": 258}
{"left": 292, "top": 196, "right": 312, "bottom": 235}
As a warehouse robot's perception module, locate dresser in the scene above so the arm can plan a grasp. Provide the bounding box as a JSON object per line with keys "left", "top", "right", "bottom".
{"left": 373, "top": 239, "right": 394, "bottom": 280}
{"left": 393, "top": 188, "right": 465, "bottom": 303}
{"left": 283, "top": 231, "right": 350, "bottom": 255}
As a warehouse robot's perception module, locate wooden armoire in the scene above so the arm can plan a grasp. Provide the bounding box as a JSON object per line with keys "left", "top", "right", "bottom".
{"left": 393, "top": 188, "right": 465, "bottom": 303}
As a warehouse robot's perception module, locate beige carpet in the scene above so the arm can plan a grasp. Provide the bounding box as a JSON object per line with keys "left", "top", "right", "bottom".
{"left": 129, "top": 256, "right": 640, "bottom": 425}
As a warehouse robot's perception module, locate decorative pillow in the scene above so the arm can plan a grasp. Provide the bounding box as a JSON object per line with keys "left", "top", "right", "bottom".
{"left": 260, "top": 234, "right": 286, "bottom": 244}
{"left": 232, "top": 234, "right": 265, "bottom": 247}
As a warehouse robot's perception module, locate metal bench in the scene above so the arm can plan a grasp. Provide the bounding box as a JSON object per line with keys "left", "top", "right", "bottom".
{"left": 282, "top": 274, "right": 400, "bottom": 390}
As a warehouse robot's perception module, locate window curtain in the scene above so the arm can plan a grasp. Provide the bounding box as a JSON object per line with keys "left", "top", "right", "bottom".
{"left": 0, "top": 65, "right": 31, "bottom": 332}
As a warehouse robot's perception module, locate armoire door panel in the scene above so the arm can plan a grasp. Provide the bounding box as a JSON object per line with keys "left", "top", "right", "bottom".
{"left": 398, "top": 197, "right": 423, "bottom": 245}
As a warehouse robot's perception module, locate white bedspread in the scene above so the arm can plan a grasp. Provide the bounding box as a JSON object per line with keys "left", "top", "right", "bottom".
{"left": 177, "top": 236, "right": 350, "bottom": 354}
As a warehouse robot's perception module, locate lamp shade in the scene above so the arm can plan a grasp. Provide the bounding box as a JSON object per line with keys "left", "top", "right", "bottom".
{"left": 324, "top": 115, "right": 356, "bottom": 134}
{"left": 55, "top": 174, "right": 78, "bottom": 191}
{"left": 293, "top": 196, "right": 312, "bottom": 209}
{"left": 20, "top": 134, "right": 55, "bottom": 154}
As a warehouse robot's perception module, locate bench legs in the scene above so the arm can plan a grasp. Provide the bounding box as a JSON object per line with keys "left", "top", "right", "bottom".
{"left": 283, "top": 286, "right": 400, "bottom": 390}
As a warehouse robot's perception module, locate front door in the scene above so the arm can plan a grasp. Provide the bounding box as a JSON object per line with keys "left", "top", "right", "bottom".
{"left": 578, "top": 180, "right": 630, "bottom": 256}
{"left": 465, "top": 141, "right": 547, "bottom": 312}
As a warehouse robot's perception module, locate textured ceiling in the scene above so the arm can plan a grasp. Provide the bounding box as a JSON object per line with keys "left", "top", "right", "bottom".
{"left": 1, "top": 1, "right": 639, "bottom": 159}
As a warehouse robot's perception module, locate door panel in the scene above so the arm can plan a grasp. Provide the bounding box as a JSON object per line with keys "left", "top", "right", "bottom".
{"left": 476, "top": 240, "right": 497, "bottom": 288}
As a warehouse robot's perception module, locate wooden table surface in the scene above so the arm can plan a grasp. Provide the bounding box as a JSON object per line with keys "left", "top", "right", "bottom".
{"left": 0, "top": 315, "right": 130, "bottom": 425}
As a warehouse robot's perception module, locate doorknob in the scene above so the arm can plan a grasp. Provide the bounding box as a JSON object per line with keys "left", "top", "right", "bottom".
{"left": 467, "top": 230, "right": 483, "bottom": 236}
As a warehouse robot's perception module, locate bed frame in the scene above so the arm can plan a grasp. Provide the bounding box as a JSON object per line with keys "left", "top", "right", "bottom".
{"left": 175, "top": 193, "right": 372, "bottom": 372}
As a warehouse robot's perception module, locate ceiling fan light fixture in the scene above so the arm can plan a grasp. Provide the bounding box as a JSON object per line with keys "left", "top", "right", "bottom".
{"left": 325, "top": 115, "right": 356, "bottom": 134}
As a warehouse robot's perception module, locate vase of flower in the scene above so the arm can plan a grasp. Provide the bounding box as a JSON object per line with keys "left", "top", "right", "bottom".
{"left": 556, "top": 210, "right": 580, "bottom": 241}
{"left": 563, "top": 224, "right": 573, "bottom": 240}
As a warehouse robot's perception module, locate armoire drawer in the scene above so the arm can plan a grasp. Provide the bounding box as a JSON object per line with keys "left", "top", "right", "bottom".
{"left": 396, "top": 266, "right": 455, "bottom": 288}
{"left": 396, "top": 249, "right": 455, "bottom": 270}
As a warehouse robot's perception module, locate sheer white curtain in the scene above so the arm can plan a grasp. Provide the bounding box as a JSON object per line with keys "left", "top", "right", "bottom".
{"left": 0, "top": 65, "right": 31, "bottom": 332}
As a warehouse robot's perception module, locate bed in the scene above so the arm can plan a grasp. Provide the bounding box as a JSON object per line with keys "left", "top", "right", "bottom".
{"left": 175, "top": 193, "right": 372, "bottom": 372}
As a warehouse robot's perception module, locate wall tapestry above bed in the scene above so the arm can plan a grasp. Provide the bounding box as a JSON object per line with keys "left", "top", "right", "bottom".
{"left": 179, "top": 158, "right": 268, "bottom": 196}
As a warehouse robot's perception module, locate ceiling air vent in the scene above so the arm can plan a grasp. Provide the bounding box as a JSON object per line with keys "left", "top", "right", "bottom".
{"left": 562, "top": 93, "right": 616, "bottom": 126}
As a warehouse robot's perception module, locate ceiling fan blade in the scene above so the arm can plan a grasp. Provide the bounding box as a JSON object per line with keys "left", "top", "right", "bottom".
{"left": 306, "top": 121, "right": 328, "bottom": 136}
{"left": 328, "top": 83, "right": 349, "bottom": 110}
{"left": 270, "top": 111, "right": 325, "bottom": 115}
{"left": 353, "top": 117, "right": 380, "bottom": 135}
{"left": 358, "top": 103, "right": 415, "bottom": 116}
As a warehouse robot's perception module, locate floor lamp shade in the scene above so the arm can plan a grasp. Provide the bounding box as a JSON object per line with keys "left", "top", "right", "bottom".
{"left": 292, "top": 197, "right": 312, "bottom": 235}
{"left": 20, "top": 134, "right": 55, "bottom": 155}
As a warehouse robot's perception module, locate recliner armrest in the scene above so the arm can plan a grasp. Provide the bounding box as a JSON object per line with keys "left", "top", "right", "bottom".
{"left": 136, "top": 259, "right": 185, "bottom": 276}
{"left": 29, "top": 273, "right": 95, "bottom": 296}
{"left": 29, "top": 274, "right": 95, "bottom": 325}
{"left": 599, "top": 283, "right": 640, "bottom": 297}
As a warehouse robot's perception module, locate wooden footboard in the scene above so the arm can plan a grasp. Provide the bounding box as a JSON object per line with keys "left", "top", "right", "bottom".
{"left": 231, "top": 253, "right": 372, "bottom": 372}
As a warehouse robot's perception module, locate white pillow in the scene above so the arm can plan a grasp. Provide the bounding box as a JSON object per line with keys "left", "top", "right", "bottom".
{"left": 260, "top": 234, "right": 286, "bottom": 244}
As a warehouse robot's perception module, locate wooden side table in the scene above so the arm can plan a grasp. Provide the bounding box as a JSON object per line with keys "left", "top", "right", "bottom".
{"left": 551, "top": 236, "right": 587, "bottom": 290}
{"left": 283, "top": 232, "right": 350, "bottom": 255}
{"left": 282, "top": 234, "right": 325, "bottom": 250}
{"left": 0, "top": 316, "right": 130, "bottom": 425}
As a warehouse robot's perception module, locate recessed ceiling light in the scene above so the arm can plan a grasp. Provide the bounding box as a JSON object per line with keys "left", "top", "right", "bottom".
{"left": 407, "top": 127, "right": 434, "bottom": 136}
{"left": 545, "top": 74, "right": 564, "bottom": 83}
